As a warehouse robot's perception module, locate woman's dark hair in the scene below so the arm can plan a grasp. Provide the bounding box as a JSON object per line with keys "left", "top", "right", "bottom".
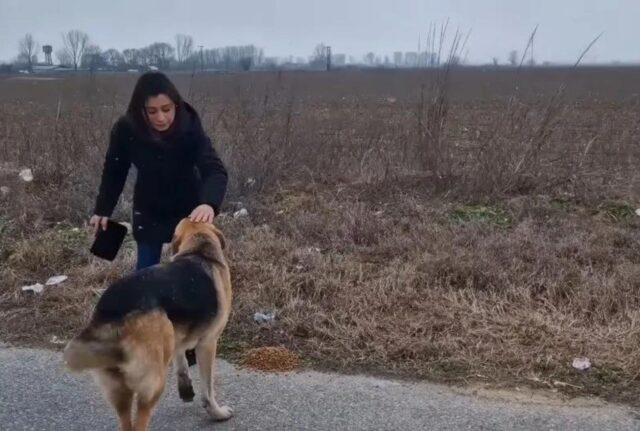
{"left": 126, "top": 72, "right": 184, "bottom": 133}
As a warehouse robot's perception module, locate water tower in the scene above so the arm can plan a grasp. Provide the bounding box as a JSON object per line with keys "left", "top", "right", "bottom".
{"left": 43, "top": 45, "right": 53, "bottom": 65}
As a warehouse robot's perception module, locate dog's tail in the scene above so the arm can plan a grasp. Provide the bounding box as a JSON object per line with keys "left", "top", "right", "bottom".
{"left": 63, "top": 328, "right": 124, "bottom": 372}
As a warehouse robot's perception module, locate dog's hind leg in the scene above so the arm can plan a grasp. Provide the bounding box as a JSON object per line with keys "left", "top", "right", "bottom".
{"left": 122, "top": 311, "right": 174, "bottom": 431}
{"left": 94, "top": 370, "right": 134, "bottom": 431}
{"left": 133, "top": 381, "right": 165, "bottom": 431}
{"left": 196, "top": 338, "right": 233, "bottom": 421}
{"left": 174, "top": 349, "right": 195, "bottom": 402}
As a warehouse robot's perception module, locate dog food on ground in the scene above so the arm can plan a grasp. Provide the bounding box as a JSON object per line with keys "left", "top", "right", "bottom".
{"left": 242, "top": 346, "right": 300, "bottom": 372}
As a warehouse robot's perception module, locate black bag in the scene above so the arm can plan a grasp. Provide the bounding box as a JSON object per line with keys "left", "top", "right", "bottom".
{"left": 90, "top": 220, "right": 128, "bottom": 261}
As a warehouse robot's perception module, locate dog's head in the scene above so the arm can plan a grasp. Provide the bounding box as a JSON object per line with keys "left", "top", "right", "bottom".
{"left": 171, "top": 218, "right": 227, "bottom": 264}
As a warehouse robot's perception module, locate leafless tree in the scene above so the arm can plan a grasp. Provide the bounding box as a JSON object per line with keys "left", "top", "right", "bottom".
{"left": 18, "top": 33, "right": 39, "bottom": 71}
{"left": 55, "top": 49, "right": 72, "bottom": 67}
{"left": 80, "top": 45, "right": 103, "bottom": 70}
{"left": 122, "top": 48, "right": 141, "bottom": 68}
{"left": 61, "top": 30, "right": 90, "bottom": 70}
{"left": 146, "top": 42, "right": 175, "bottom": 69}
{"left": 103, "top": 49, "right": 125, "bottom": 70}
{"left": 175, "top": 34, "right": 194, "bottom": 64}
{"left": 310, "top": 44, "right": 328, "bottom": 67}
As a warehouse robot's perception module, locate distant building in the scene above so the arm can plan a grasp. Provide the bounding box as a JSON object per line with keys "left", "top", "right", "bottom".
{"left": 405, "top": 52, "right": 418, "bottom": 67}
{"left": 394, "top": 52, "right": 403, "bottom": 67}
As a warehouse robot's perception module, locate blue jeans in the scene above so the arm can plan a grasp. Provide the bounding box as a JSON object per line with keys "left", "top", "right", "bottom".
{"left": 136, "top": 242, "right": 163, "bottom": 270}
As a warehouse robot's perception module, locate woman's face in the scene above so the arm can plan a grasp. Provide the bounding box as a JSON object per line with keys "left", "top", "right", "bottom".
{"left": 144, "top": 94, "right": 175, "bottom": 132}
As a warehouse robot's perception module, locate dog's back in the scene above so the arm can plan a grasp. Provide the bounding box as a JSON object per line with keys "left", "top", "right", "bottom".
{"left": 93, "top": 256, "right": 219, "bottom": 328}
{"left": 64, "top": 255, "right": 219, "bottom": 372}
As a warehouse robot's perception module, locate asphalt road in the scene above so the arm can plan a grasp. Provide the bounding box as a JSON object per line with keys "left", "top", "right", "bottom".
{"left": 0, "top": 346, "right": 638, "bottom": 430}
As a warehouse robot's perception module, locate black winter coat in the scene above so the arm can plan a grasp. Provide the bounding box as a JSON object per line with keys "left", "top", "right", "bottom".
{"left": 93, "top": 103, "right": 228, "bottom": 243}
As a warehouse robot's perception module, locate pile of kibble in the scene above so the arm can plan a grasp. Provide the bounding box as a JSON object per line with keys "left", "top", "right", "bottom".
{"left": 242, "top": 346, "right": 301, "bottom": 372}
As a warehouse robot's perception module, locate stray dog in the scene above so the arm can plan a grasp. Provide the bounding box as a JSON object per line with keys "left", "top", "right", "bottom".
{"left": 63, "top": 219, "right": 233, "bottom": 431}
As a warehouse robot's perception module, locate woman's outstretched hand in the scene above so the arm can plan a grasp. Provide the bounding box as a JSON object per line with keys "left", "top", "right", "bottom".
{"left": 189, "top": 204, "right": 215, "bottom": 223}
{"left": 89, "top": 215, "right": 109, "bottom": 235}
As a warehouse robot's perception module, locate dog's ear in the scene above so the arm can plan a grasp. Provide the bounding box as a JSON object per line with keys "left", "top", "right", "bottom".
{"left": 171, "top": 218, "right": 190, "bottom": 256}
{"left": 208, "top": 224, "right": 226, "bottom": 250}
{"left": 171, "top": 234, "right": 181, "bottom": 255}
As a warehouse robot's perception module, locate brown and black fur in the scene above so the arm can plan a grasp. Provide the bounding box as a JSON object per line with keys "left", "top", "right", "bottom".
{"left": 63, "top": 219, "right": 233, "bottom": 431}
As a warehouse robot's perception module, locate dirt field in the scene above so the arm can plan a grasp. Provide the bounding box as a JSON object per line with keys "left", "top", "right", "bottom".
{"left": 1, "top": 68, "right": 640, "bottom": 405}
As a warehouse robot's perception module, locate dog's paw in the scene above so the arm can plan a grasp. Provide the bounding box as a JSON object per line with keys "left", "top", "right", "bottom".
{"left": 178, "top": 381, "right": 195, "bottom": 402}
{"left": 202, "top": 399, "right": 233, "bottom": 421}
{"left": 212, "top": 405, "right": 233, "bottom": 421}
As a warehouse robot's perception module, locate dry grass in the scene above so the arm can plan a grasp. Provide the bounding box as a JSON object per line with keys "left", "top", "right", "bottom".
{"left": 2, "top": 69, "right": 640, "bottom": 404}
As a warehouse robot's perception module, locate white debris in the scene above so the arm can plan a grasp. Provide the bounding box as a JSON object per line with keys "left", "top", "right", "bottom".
{"left": 306, "top": 247, "right": 322, "bottom": 254}
{"left": 0, "top": 186, "right": 9, "bottom": 197}
{"left": 254, "top": 311, "right": 276, "bottom": 323}
{"left": 21, "top": 283, "right": 44, "bottom": 294}
{"left": 635, "top": 208, "right": 640, "bottom": 217}
{"left": 572, "top": 357, "right": 591, "bottom": 371}
{"left": 50, "top": 335, "right": 67, "bottom": 345}
{"left": 246, "top": 178, "right": 256, "bottom": 187}
{"left": 71, "top": 227, "right": 80, "bottom": 232}
{"left": 45, "top": 275, "right": 68, "bottom": 286}
{"left": 18, "top": 168, "right": 33, "bottom": 182}
{"left": 234, "top": 208, "right": 249, "bottom": 218}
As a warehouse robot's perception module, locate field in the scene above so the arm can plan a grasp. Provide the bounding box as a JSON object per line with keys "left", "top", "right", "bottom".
{"left": 1, "top": 67, "right": 640, "bottom": 404}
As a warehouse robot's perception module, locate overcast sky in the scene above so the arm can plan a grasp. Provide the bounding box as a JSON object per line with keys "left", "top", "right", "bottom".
{"left": 0, "top": 0, "right": 637, "bottom": 64}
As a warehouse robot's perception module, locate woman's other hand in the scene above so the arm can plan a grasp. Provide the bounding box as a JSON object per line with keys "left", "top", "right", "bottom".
{"left": 89, "top": 215, "right": 109, "bottom": 235}
{"left": 189, "top": 204, "right": 215, "bottom": 223}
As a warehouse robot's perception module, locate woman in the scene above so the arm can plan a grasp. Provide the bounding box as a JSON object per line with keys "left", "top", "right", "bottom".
{"left": 89, "top": 72, "right": 228, "bottom": 270}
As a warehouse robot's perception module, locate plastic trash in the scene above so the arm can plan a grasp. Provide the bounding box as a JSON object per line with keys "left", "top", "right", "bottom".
{"left": 234, "top": 208, "right": 249, "bottom": 218}
{"left": 572, "top": 357, "right": 591, "bottom": 371}
{"left": 45, "top": 275, "right": 68, "bottom": 286}
{"left": 50, "top": 335, "right": 67, "bottom": 345}
{"left": 19, "top": 168, "right": 33, "bottom": 182}
{"left": 254, "top": 311, "right": 276, "bottom": 323}
{"left": 21, "top": 283, "right": 44, "bottom": 294}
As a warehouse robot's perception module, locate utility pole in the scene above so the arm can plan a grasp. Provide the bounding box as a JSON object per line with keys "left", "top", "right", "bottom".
{"left": 326, "top": 46, "right": 332, "bottom": 71}
{"left": 198, "top": 45, "right": 204, "bottom": 71}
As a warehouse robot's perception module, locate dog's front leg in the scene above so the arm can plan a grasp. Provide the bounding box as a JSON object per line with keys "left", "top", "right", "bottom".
{"left": 196, "top": 338, "right": 233, "bottom": 421}
{"left": 175, "top": 349, "right": 195, "bottom": 402}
